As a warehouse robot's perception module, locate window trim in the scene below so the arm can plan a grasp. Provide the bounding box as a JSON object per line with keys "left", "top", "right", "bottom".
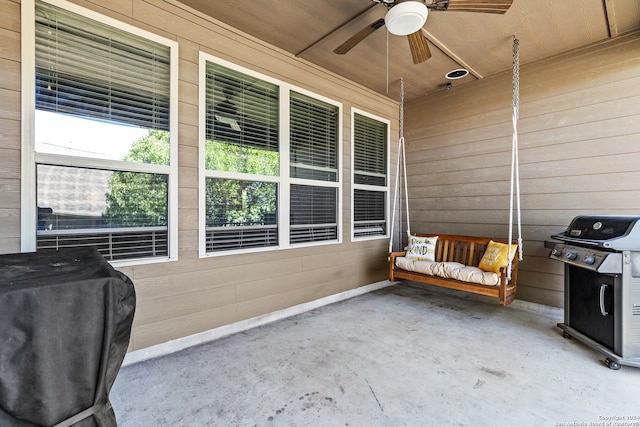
{"left": 21, "top": 0, "right": 179, "bottom": 266}
{"left": 351, "top": 108, "right": 391, "bottom": 241}
{"left": 198, "top": 52, "right": 342, "bottom": 258}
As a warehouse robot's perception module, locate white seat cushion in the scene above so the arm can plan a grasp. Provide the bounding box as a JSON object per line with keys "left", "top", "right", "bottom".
{"left": 395, "top": 257, "right": 500, "bottom": 286}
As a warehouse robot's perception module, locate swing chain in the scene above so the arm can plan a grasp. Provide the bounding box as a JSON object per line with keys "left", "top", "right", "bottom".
{"left": 507, "top": 36, "right": 523, "bottom": 279}
{"left": 399, "top": 78, "right": 405, "bottom": 139}
{"left": 512, "top": 37, "right": 520, "bottom": 120}
{"left": 389, "top": 78, "right": 411, "bottom": 255}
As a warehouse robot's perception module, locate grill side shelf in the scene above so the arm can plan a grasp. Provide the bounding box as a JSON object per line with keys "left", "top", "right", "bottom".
{"left": 598, "top": 253, "right": 622, "bottom": 274}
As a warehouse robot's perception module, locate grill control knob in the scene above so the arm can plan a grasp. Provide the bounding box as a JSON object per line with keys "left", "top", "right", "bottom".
{"left": 551, "top": 248, "right": 563, "bottom": 257}
{"left": 583, "top": 256, "right": 595, "bottom": 265}
{"left": 566, "top": 252, "right": 577, "bottom": 261}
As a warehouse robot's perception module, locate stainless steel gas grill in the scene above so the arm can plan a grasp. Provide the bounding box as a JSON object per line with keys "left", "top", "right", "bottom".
{"left": 549, "top": 215, "right": 640, "bottom": 369}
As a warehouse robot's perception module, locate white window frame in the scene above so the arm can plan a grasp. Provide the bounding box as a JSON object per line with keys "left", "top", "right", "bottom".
{"left": 198, "top": 53, "right": 342, "bottom": 258}
{"left": 351, "top": 108, "right": 391, "bottom": 241}
{"left": 21, "top": 0, "right": 179, "bottom": 266}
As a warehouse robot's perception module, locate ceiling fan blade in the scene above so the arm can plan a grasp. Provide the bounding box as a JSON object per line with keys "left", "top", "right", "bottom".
{"left": 407, "top": 30, "right": 431, "bottom": 64}
{"left": 430, "top": 0, "right": 513, "bottom": 14}
{"left": 334, "top": 18, "right": 386, "bottom": 54}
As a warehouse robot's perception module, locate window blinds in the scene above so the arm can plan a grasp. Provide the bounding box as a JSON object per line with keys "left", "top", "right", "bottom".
{"left": 205, "top": 61, "right": 279, "bottom": 151}
{"left": 290, "top": 185, "right": 338, "bottom": 243}
{"left": 353, "top": 113, "right": 387, "bottom": 186}
{"left": 34, "top": 0, "right": 171, "bottom": 130}
{"left": 353, "top": 189, "right": 386, "bottom": 237}
{"left": 290, "top": 92, "right": 338, "bottom": 182}
{"left": 353, "top": 112, "right": 388, "bottom": 237}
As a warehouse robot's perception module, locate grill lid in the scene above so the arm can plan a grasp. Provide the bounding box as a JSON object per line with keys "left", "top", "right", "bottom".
{"left": 551, "top": 215, "right": 640, "bottom": 250}
{"left": 563, "top": 215, "right": 638, "bottom": 240}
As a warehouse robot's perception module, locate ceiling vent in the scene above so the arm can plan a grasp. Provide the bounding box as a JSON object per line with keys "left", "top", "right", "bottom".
{"left": 445, "top": 69, "right": 469, "bottom": 79}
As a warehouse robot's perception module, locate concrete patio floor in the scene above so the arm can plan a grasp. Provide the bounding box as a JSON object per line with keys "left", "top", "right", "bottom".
{"left": 110, "top": 282, "right": 640, "bottom": 426}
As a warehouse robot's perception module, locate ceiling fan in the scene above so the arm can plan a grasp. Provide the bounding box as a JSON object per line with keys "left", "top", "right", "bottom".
{"left": 334, "top": 0, "right": 513, "bottom": 64}
{"left": 213, "top": 87, "right": 243, "bottom": 131}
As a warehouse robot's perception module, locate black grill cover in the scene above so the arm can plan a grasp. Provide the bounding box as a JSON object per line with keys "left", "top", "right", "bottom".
{"left": 0, "top": 248, "right": 136, "bottom": 426}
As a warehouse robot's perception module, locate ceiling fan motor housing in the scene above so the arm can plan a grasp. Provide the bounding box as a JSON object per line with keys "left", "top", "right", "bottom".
{"left": 385, "top": 1, "right": 429, "bottom": 36}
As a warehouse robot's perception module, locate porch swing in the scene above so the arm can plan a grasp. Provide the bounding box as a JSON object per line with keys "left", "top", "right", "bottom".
{"left": 388, "top": 37, "right": 523, "bottom": 306}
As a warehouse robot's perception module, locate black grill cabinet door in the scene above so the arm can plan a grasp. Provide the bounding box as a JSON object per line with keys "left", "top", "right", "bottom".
{"left": 568, "top": 265, "right": 615, "bottom": 350}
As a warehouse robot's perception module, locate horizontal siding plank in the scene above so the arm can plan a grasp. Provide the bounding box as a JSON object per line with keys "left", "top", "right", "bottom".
{"left": 0, "top": 88, "right": 19, "bottom": 121}
{"left": 0, "top": 0, "right": 20, "bottom": 33}
{"left": 86, "top": 0, "right": 133, "bottom": 18}
{"left": 236, "top": 267, "right": 344, "bottom": 303}
{"left": 178, "top": 80, "right": 198, "bottom": 111}
{"left": 134, "top": 257, "right": 304, "bottom": 302}
{"left": 0, "top": 148, "right": 19, "bottom": 179}
{"left": 132, "top": 303, "right": 238, "bottom": 350}
{"left": 0, "top": 237, "right": 20, "bottom": 255}
{"left": 517, "top": 285, "right": 563, "bottom": 308}
{"left": 178, "top": 122, "right": 199, "bottom": 148}
{"left": 406, "top": 116, "right": 640, "bottom": 173}
{"left": 236, "top": 278, "right": 353, "bottom": 322}
{"left": 0, "top": 118, "right": 19, "bottom": 149}
{"left": 0, "top": 27, "right": 20, "bottom": 62}
{"left": 409, "top": 169, "right": 640, "bottom": 202}
{"left": 0, "top": 61, "right": 18, "bottom": 93}
{"left": 0, "top": 208, "right": 19, "bottom": 237}
{"left": 178, "top": 165, "right": 198, "bottom": 189}
{"left": 235, "top": 246, "right": 388, "bottom": 303}
{"left": 135, "top": 284, "right": 237, "bottom": 326}
{"left": 178, "top": 207, "right": 198, "bottom": 231}
{"left": 410, "top": 190, "right": 640, "bottom": 212}
{"left": 0, "top": 179, "right": 19, "bottom": 208}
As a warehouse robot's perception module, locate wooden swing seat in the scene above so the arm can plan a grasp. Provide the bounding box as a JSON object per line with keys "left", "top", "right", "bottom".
{"left": 389, "top": 234, "right": 518, "bottom": 306}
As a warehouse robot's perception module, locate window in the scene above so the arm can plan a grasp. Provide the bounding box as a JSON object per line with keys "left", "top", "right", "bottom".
{"left": 201, "top": 60, "right": 280, "bottom": 253}
{"left": 352, "top": 110, "right": 390, "bottom": 239}
{"left": 199, "top": 54, "right": 341, "bottom": 256}
{"left": 22, "top": 0, "right": 178, "bottom": 263}
{"left": 289, "top": 92, "right": 339, "bottom": 243}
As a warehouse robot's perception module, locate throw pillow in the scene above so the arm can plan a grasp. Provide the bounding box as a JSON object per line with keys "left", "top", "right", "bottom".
{"left": 405, "top": 235, "right": 438, "bottom": 262}
{"left": 478, "top": 240, "right": 517, "bottom": 273}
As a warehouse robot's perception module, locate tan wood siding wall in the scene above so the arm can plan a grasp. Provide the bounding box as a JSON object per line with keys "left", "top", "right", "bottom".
{"left": 404, "top": 32, "right": 640, "bottom": 307}
{"left": 0, "top": 0, "right": 399, "bottom": 350}
{"left": 0, "top": 0, "right": 21, "bottom": 252}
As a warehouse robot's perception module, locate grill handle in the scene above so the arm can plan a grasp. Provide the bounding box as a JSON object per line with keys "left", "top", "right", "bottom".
{"left": 550, "top": 234, "right": 602, "bottom": 247}
{"left": 599, "top": 284, "right": 609, "bottom": 316}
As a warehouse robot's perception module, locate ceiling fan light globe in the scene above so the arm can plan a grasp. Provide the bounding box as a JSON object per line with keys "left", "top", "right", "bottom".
{"left": 385, "top": 1, "right": 428, "bottom": 36}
